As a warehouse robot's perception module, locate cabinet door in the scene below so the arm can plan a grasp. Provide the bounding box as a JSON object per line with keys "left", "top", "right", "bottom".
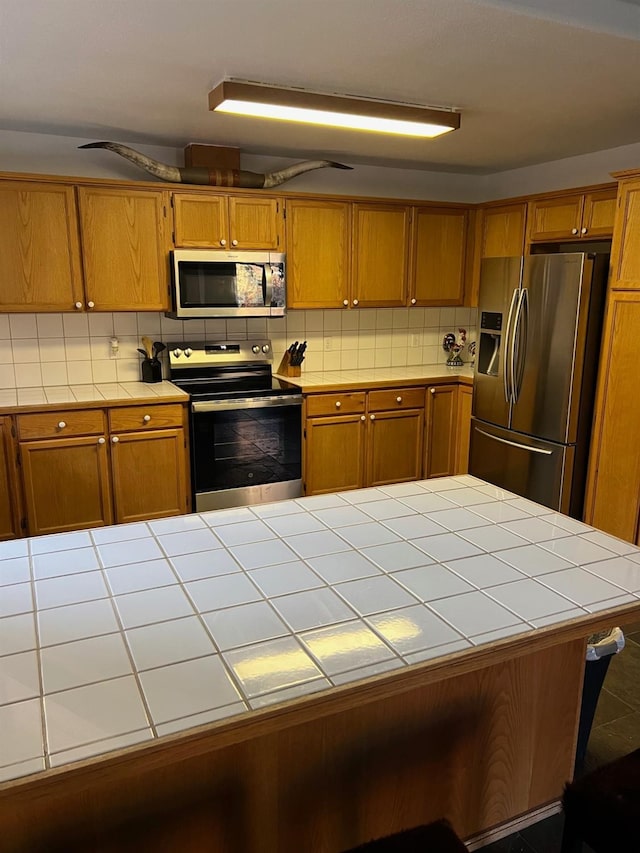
{"left": 173, "top": 193, "right": 228, "bottom": 248}
{"left": 366, "top": 409, "right": 424, "bottom": 487}
{"left": 304, "top": 415, "right": 365, "bottom": 495}
{"left": 352, "top": 204, "right": 409, "bottom": 307}
{"left": 455, "top": 385, "right": 473, "bottom": 474}
{"left": 411, "top": 208, "right": 467, "bottom": 306}
{"left": 20, "top": 436, "right": 113, "bottom": 535}
{"left": 481, "top": 203, "right": 527, "bottom": 258}
{"left": 0, "top": 181, "right": 84, "bottom": 311}
{"left": 581, "top": 188, "right": 617, "bottom": 238}
{"left": 527, "top": 195, "right": 584, "bottom": 242}
{"left": 110, "top": 428, "right": 188, "bottom": 523}
{"left": 0, "top": 418, "right": 22, "bottom": 541}
{"left": 609, "top": 179, "right": 640, "bottom": 290}
{"left": 425, "top": 385, "right": 458, "bottom": 478}
{"left": 286, "top": 199, "right": 350, "bottom": 308}
{"left": 229, "top": 196, "right": 282, "bottom": 250}
{"left": 78, "top": 187, "right": 170, "bottom": 311}
{"left": 585, "top": 293, "right": 640, "bottom": 542}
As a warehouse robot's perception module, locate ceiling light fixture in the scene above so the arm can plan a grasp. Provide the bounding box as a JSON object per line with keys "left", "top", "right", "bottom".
{"left": 208, "top": 80, "right": 460, "bottom": 139}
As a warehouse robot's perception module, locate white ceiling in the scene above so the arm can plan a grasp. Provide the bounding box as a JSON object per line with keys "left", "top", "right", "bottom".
{"left": 1, "top": 0, "right": 639, "bottom": 174}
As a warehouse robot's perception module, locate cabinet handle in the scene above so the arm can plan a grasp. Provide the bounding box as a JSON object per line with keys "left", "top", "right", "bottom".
{"left": 74, "top": 302, "right": 83, "bottom": 309}
{"left": 87, "top": 301, "right": 95, "bottom": 309}
{"left": 396, "top": 396, "right": 402, "bottom": 403}
{"left": 98, "top": 437, "right": 106, "bottom": 445}
{"left": 370, "top": 414, "right": 375, "bottom": 421}
{"left": 57, "top": 421, "right": 66, "bottom": 429}
{"left": 335, "top": 401, "right": 341, "bottom": 408}
{"left": 352, "top": 299, "right": 359, "bottom": 306}
{"left": 430, "top": 387, "right": 436, "bottom": 395}
{"left": 343, "top": 299, "right": 349, "bottom": 307}
{"left": 143, "top": 414, "right": 151, "bottom": 423}
{"left": 112, "top": 436, "right": 119, "bottom": 443}
{"left": 231, "top": 239, "right": 238, "bottom": 246}
{"left": 360, "top": 415, "right": 366, "bottom": 421}
{"left": 571, "top": 228, "right": 579, "bottom": 235}
{"left": 411, "top": 298, "right": 417, "bottom": 305}
{"left": 581, "top": 227, "right": 588, "bottom": 235}
{"left": 220, "top": 239, "right": 227, "bottom": 246}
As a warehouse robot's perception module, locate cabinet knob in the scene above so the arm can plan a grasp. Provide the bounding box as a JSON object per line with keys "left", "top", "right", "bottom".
{"left": 352, "top": 299, "right": 359, "bottom": 306}
{"left": 98, "top": 437, "right": 106, "bottom": 445}
{"left": 430, "top": 387, "right": 436, "bottom": 394}
{"left": 411, "top": 298, "right": 417, "bottom": 305}
{"left": 360, "top": 415, "right": 366, "bottom": 421}
{"left": 571, "top": 228, "right": 579, "bottom": 235}
{"left": 74, "top": 302, "right": 83, "bottom": 309}
{"left": 581, "top": 227, "right": 588, "bottom": 235}
{"left": 231, "top": 239, "right": 238, "bottom": 247}
{"left": 396, "top": 396, "right": 402, "bottom": 403}
{"left": 335, "top": 401, "right": 341, "bottom": 408}
{"left": 57, "top": 421, "right": 66, "bottom": 429}
{"left": 220, "top": 239, "right": 227, "bottom": 247}
{"left": 112, "top": 436, "right": 119, "bottom": 443}
{"left": 343, "top": 299, "right": 349, "bottom": 307}
{"left": 87, "top": 301, "right": 95, "bottom": 309}
{"left": 370, "top": 414, "right": 375, "bottom": 421}
{"left": 143, "top": 414, "right": 151, "bottom": 423}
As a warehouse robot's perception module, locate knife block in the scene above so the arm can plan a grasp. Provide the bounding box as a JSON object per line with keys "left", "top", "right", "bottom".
{"left": 277, "top": 351, "right": 301, "bottom": 377}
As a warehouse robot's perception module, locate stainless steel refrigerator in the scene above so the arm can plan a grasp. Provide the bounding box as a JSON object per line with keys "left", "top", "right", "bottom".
{"left": 469, "top": 252, "right": 609, "bottom": 518}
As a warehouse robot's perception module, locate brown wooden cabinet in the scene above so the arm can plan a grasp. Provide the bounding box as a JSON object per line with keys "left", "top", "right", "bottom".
{"left": 304, "top": 414, "right": 366, "bottom": 495}
{"left": 0, "top": 181, "right": 84, "bottom": 312}
{"left": 424, "top": 384, "right": 459, "bottom": 478}
{"left": 455, "top": 384, "right": 473, "bottom": 474}
{"left": 410, "top": 207, "right": 467, "bottom": 306}
{"left": 480, "top": 203, "right": 527, "bottom": 258}
{"left": 77, "top": 186, "right": 171, "bottom": 311}
{"left": 527, "top": 188, "right": 616, "bottom": 242}
{"left": 608, "top": 177, "right": 640, "bottom": 290}
{"left": 351, "top": 204, "right": 410, "bottom": 307}
{"left": 366, "top": 408, "right": 424, "bottom": 486}
{"left": 0, "top": 417, "right": 22, "bottom": 541}
{"left": 16, "top": 402, "right": 190, "bottom": 536}
{"left": 285, "top": 198, "right": 351, "bottom": 309}
{"left": 173, "top": 192, "right": 282, "bottom": 250}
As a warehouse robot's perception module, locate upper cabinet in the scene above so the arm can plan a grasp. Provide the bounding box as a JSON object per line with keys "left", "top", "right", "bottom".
{"left": 351, "top": 204, "right": 410, "bottom": 307}
{"left": 0, "top": 181, "right": 84, "bottom": 312}
{"left": 285, "top": 198, "right": 351, "bottom": 309}
{"left": 410, "top": 207, "right": 467, "bottom": 306}
{"left": 609, "top": 177, "right": 640, "bottom": 290}
{"left": 527, "top": 188, "right": 617, "bottom": 242}
{"left": 480, "top": 203, "right": 527, "bottom": 258}
{"left": 172, "top": 192, "right": 282, "bottom": 250}
{"left": 77, "top": 187, "right": 171, "bottom": 311}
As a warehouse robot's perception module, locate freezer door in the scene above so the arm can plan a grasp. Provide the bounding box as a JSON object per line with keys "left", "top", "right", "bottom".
{"left": 511, "top": 254, "right": 589, "bottom": 443}
{"left": 469, "top": 418, "right": 574, "bottom": 513}
{"left": 473, "top": 257, "right": 522, "bottom": 429}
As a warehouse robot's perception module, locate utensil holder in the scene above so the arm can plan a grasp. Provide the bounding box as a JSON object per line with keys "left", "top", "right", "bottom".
{"left": 141, "top": 358, "right": 162, "bottom": 383}
{"left": 277, "top": 352, "right": 301, "bottom": 377}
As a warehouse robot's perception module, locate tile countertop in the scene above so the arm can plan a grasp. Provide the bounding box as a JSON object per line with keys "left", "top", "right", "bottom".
{"left": 274, "top": 363, "right": 474, "bottom": 390}
{"left": 0, "top": 381, "right": 188, "bottom": 412}
{"left": 2, "top": 475, "right": 640, "bottom": 786}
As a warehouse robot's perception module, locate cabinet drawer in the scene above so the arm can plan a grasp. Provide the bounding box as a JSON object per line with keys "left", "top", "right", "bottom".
{"left": 109, "top": 404, "right": 184, "bottom": 433}
{"left": 368, "top": 388, "right": 425, "bottom": 412}
{"left": 306, "top": 393, "right": 366, "bottom": 417}
{"left": 17, "top": 409, "right": 105, "bottom": 440}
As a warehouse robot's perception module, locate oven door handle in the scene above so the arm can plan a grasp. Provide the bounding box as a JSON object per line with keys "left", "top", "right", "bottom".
{"left": 192, "top": 395, "right": 303, "bottom": 413}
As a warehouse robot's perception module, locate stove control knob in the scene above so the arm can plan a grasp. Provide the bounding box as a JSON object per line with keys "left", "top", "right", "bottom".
{"left": 251, "top": 345, "right": 260, "bottom": 354}
{"left": 184, "top": 348, "right": 193, "bottom": 358}
{"left": 172, "top": 348, "right": 183, "bottom": 358}
{"left": 261, "top": 344, "right": 270, "bottom": 354}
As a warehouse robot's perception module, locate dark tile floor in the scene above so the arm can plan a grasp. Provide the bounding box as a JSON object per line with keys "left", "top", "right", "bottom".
{"left": 476, "top": 620, "right": 640, "bottom": 853}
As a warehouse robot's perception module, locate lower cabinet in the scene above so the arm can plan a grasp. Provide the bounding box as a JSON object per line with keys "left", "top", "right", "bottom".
{"left": 304, "top": 415, "right": 366, "bottom": 495}
{"left": 425, "top": 383, "right": 474, "bottom": 478}
{"left": 0, "top": 417, "right": 23, "bottom": 540}
{"left": 455, "top": 384, "right": 473, "bottom": 475}
{"left": 15, "top": 403, "right": 190, "bottom": 537}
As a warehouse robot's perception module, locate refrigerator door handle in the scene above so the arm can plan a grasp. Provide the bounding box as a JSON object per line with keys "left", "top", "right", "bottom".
{"left": 473, "top": 426, "right": 553, "bottom": 455}
{"left": 503, "top": 288, "right": 519, "bottom": 404}
{"left": 511, "top": 288, "right": 529, "bottom": 403}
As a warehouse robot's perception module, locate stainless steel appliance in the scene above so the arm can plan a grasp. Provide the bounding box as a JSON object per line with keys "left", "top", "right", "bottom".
{"left": 168, "top": 340, "right": 302, "bottom": 511}
{"left": 469, "top": 253, "right": 609, "bottom": 517}
{"left": 169, "top": 250, "right": 286, "bottom": 319}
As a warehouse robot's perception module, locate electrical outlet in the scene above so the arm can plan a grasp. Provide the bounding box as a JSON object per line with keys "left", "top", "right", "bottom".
{"left": 324, "top": 336, "right": 333, "bottom": 351}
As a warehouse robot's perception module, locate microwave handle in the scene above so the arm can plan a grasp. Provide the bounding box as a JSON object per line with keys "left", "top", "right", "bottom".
{"left": 264, "top": 264, "right": 273, "bottom": 308}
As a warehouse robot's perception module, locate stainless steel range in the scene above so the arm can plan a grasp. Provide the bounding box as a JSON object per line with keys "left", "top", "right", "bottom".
{"left": 168, "top": 340, "right": 303, "bottom": 511}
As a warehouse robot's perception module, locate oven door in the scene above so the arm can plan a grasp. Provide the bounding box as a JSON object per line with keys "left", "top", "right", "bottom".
{"left": 190, "top": 395, "right": 302, "bottom": 511}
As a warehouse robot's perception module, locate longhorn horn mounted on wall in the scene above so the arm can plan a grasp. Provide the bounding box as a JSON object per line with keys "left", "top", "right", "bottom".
{"left": 78, "top": 141, "right": 352, "bottom": 188}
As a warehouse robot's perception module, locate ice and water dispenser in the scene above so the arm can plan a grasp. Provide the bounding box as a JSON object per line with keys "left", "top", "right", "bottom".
{"left": 477, "top": 311, "right": 503, "bottom": 376}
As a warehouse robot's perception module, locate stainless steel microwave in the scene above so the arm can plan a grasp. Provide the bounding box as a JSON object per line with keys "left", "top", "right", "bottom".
{"left": 168, "top": 250, "right": 286, "bottom": 319}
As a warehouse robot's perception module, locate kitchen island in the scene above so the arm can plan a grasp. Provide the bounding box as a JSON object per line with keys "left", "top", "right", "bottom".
{"left": 1, "top": 476, "right": 640, "bottom": 851}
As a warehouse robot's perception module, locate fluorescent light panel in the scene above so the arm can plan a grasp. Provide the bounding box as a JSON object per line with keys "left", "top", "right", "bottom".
{"left": 209, "top": 81, "right": 460, "bottom": 138}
